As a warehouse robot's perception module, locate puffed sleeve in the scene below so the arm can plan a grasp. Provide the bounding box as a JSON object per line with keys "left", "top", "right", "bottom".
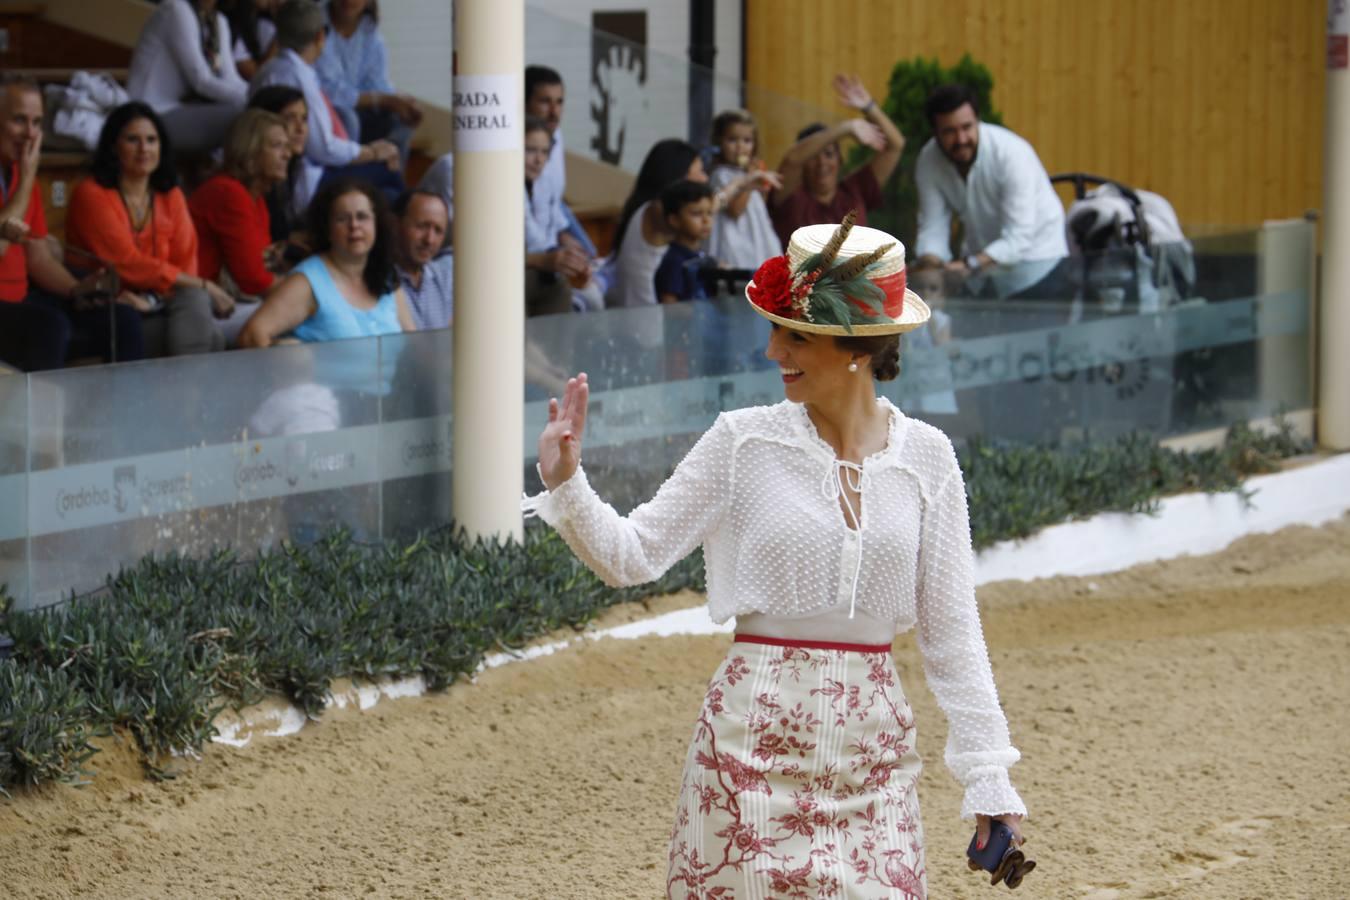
{"left": 522, "top": 413, "right": 734, "bottom": 587}
{"left": 914, "top": 445, "right": 1027, "bottom": 820}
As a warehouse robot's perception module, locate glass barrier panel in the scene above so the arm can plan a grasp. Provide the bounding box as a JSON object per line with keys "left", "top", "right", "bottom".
{"left": 883, "top": 223, "right": 1312, "bottom": 444}
{"left": 0, "top": 375, "right": 27, "bottom": 608}
{"left": 891, "top": 289, "right": 1310, "bottom": 445}
{"left": 23, "top": 338, "right": 387, "bottom": 607}
{"left": 523, "top": 298, "right": 773, "bottom": 512}
{"left": 523, "top": 226, "right": 1312, "bottom": 511}
{"left": 1252, "top": 219, "right": 1316, "bottom": 426}
{"left": 378, "top": 328, "right": 455, "bottom": 541}
{"left": 0, "top": 222, "right": 1315, "bottom": 607}
{"left": 1187, "top": 229, "right": 1260, "bottom": 303}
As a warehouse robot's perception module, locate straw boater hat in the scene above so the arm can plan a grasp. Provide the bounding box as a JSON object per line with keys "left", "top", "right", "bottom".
{"left": 745, "top": 211, "right": 930, "bottom": 335}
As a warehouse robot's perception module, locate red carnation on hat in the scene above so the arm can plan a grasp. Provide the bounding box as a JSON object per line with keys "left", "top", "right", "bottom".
{"left": 747, "top": 255, "right": 795, "bottom": 318}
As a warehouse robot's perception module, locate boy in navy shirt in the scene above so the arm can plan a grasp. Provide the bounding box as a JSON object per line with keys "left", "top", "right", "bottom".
{"left": 654, "top": 180, "right": 715, "bottom": 304}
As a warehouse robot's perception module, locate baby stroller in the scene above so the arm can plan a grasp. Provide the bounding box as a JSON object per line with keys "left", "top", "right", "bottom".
{"left": 1053, "top": 173, "right": 1219, "bottom": 430}
{"left": 1053, "top": 173, "right": 1196, "bottom": 316}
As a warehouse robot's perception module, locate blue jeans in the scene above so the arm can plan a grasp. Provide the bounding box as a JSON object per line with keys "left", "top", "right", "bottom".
{"left": 0, "top": 290, "right": 146, "bottom": 370}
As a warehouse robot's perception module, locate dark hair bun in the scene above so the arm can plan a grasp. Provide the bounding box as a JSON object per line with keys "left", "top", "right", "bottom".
{"left": 835, "top": 332, "right": 901, "bottom": 381}
{"left": 871, "top": 343, "right": 901, "bottom": 381}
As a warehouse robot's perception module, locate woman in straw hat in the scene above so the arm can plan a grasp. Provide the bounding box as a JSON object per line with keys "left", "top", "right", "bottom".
{"left": 525, "top": 214, "right": 1028, "bottom": 897}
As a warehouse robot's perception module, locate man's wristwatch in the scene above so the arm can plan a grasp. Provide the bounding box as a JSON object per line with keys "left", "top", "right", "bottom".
{"left": 964, "top": 254, "right": 982, "bottom": 272}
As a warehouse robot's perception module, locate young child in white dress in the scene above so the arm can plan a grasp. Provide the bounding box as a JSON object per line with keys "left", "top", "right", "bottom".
{"left": 707, "top": 110, "right": 782, "bottom": 270}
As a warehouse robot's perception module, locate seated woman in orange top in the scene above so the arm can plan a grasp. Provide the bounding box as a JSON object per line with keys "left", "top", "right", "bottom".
{"left": 66, "top": 102, "right": 234, "bottom": 356}
{"left": 190, "top": 109, "right": 293, "bottom": 301}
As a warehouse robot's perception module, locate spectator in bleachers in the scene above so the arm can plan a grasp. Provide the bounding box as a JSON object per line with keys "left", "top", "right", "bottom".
{"left": 525, "top": 116, "right": 583, "bottom": 318}
{"left": 247, "top": 85, "right": 310, "bottom": 241}
{"left": 706, "top": 109, "right": 782, "bottom": 270}
{"left": 913, "top": 83, "right": 1069, "bottom": 299}
{"left": 769, "top": 73, "right": 903, "bottom": 248}
{"left": 317, "top": 0, "right": 421, "bottom": 167}
{"left": 67, "top": 102, "right": 231, "bottom": 356}
{"left": 127, "top": 0, "right": 250, "bottom": 156}
{"left": 251, "top": 0, "right": 403, "bottom": 212}
{"left": 0, "top": 75, "right": 144, "bottom": 371}
{"left": 415, "top": 150, "right": 452, "bottom": 230}
{"left": 606, "top": 139, "right": 707, "bottom": 309}
{"left": 189, "top": 109, "right": 292, "bottom": 319}
{"left": 393, "top": 189, "right": 452, "bottom": 330}
{"left": 524, "top": 65, "right": 596, "bottom": 259}
{"left": 653, "top": 180, "right": 715, "bottom": 305}
{"left": 223, "top": 0, "right": 280, "bottom": 81}
{"left": 524, "top": 115, "right": 602, "bottom": 315}
{"left": 238, "top": 178, "right": 414, "bottom": 348}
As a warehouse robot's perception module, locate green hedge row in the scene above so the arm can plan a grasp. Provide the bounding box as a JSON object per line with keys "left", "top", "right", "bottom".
{"left": 963, "top": 420, "right": 1309, "bottom": 549}
{"left": 0, "top": 529, "right": 702, "bottom": 794}
{"left": 0, "top": 420, "right": 1311, "bottom": 795}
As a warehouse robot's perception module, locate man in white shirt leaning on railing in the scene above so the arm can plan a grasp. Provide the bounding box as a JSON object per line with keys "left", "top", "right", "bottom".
{"left": 913, "top": 83, "right": 1069, "bottom": 300}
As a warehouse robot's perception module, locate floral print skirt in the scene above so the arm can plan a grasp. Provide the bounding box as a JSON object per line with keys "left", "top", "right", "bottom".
{"left": 666, "top": 635, "right": 927, "bottom": 899}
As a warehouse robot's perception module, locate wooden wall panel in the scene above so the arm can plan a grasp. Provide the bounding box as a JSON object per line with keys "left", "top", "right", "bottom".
{"left": 744, "top": 0, "right": 1326, "bottom": 228}
{"left": 0, "top": 12, "right": 132, "bottom": 70}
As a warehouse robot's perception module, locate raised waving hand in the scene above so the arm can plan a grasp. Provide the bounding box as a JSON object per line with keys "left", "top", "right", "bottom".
{"left": 538, "top": 373, "right": 589, "bottom": 490}
{"left": 832, "top": 73, "right": 873, "bottom": 111}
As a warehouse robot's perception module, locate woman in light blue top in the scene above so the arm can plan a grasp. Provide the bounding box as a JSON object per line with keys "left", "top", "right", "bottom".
{"left": 240, "top": 176, "right": 411, "bottom": 540}
{"left": 240, "top": 177, "right": 414, "bottom": 348}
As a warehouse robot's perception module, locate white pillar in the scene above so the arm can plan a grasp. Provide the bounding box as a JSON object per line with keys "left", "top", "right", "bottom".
{"left": 1321, "top": 1, "right": 1350, "bottom": 449}
{"left": 452, "top": 0, "right": 525, "bottom": 540}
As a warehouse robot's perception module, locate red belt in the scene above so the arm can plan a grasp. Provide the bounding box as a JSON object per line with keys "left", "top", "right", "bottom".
{"left": 734, "top": 633, "right": 892, "bottom": 654}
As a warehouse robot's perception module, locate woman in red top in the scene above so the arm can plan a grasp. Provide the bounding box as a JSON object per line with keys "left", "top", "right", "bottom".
{"left": 66, "top": 102, "right": 233, "bottom": 356}
{"left": 769, "top": 74, "right": 905, "bottom": 250}
{"left": 190, "top": 109, "right": 293, "bottom": 305}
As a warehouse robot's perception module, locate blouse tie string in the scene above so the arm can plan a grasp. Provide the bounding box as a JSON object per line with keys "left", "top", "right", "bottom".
{"left": 821, "top": 459, "right": 869, "bottom": 619}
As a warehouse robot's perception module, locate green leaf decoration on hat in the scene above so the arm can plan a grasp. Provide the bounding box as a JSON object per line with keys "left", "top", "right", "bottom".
{"left": 808, "top": 276, "right": 889, "bottom": 333}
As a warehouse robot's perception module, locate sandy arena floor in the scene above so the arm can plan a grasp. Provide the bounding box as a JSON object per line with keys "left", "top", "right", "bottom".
{"left": 2, "top": 515, "right": 1348, "bottom": 899}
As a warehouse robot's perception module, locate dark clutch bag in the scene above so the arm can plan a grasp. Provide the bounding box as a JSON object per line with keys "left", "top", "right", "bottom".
{"left": 966, "top": 821, "right": 1036, "bottom": 889}
{"left": 967, "top": 820, "right": 1013, "bottom": 871}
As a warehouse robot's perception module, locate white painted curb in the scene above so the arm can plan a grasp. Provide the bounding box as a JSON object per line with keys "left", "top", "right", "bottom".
{"left": 212, "top": 453, "right": 1350, "bottom": 746}
{"left": 973, "top": 453, "right": 1350, "bottom": 584}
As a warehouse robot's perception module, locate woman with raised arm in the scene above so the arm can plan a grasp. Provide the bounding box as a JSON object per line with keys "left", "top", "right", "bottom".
{"left": 526, "top": 217, "right": 1030, "bottom": 897}
{"left": 770, "top": 73, "right": 906, "bottom": 249}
